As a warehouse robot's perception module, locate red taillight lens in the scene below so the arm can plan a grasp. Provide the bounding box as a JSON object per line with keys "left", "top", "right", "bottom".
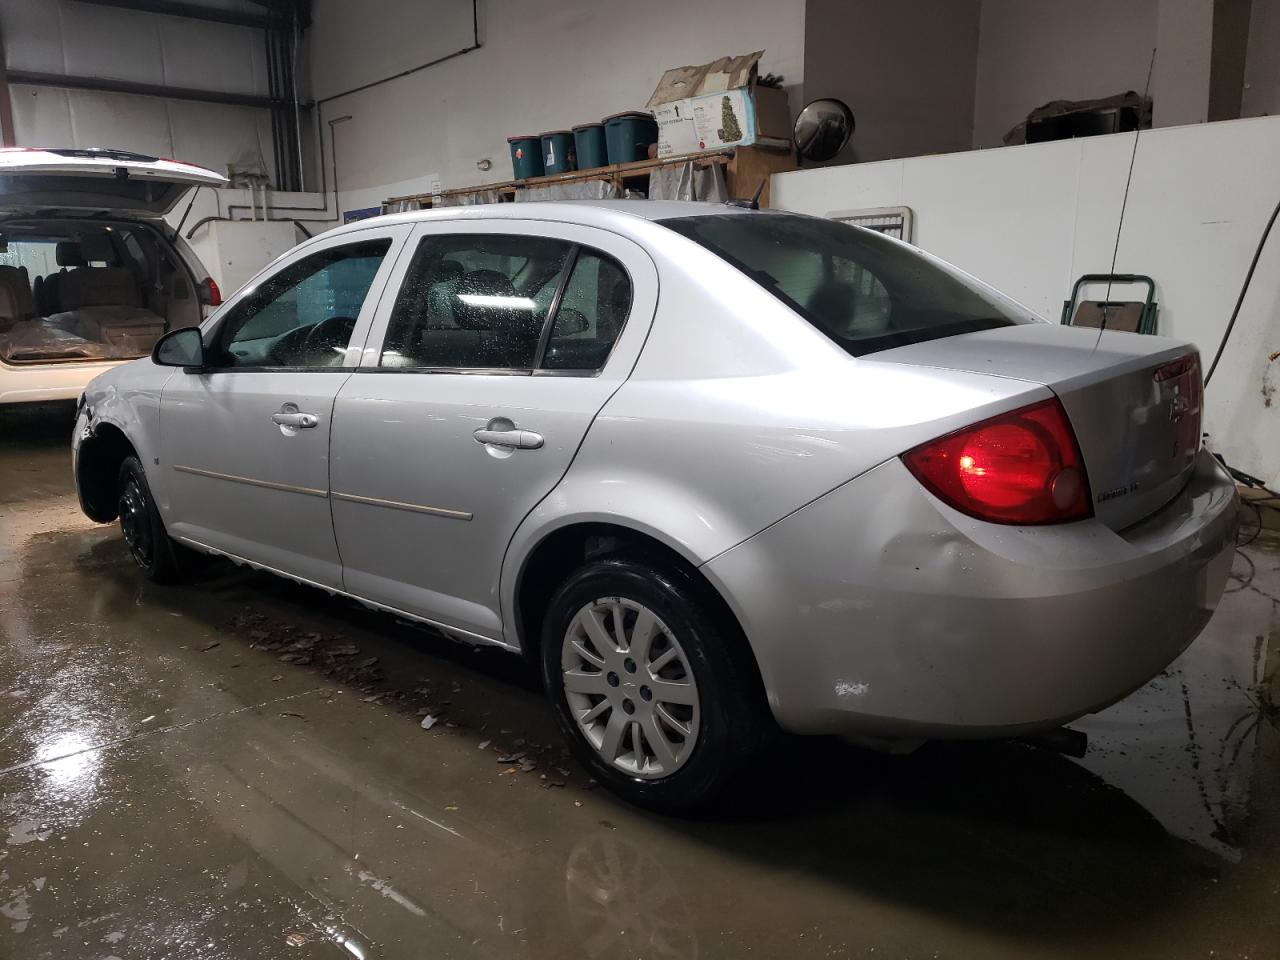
{"left": 902, "top": 398, "right": 1092, "bottom": 525}
{"left": 199, "top": 277, "right": 222, "bottom": 307}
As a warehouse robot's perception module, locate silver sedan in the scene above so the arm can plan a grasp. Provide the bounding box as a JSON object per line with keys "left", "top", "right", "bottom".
{"left": 72, "top": 201, "right": 1237, "bottom": 810}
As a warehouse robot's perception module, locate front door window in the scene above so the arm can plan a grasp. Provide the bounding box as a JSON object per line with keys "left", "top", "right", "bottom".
{"left": 207, "top": 238, "right": 391, "bottom": 368}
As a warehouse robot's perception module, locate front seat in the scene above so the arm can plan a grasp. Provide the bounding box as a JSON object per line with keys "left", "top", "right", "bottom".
{"left": 46, "top": 241, "right": 88, "bottom": 313}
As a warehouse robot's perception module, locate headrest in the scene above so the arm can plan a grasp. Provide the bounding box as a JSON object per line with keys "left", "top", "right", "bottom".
{"left": 451, "top": 269, "right": 520, "bottom": 331}
{"left": 81, "top": 232, "right": 117, "bottom": 264}
{"left": 56, "top": 242, "right": 86, "bottom": 267}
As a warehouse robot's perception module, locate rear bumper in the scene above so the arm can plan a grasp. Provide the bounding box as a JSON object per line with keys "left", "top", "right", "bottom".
{"left": 704, "top": 449, "right": 1238, "bottom": 738}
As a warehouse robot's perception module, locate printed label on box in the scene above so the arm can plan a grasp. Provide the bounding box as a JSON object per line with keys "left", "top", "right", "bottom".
{"left": 654, "top": 88, "right": 757, "bottom": 157}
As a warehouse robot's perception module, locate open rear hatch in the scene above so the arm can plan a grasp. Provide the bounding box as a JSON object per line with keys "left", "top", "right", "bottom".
{"left": 870, "top": 324, "right": 1203, "bottom": 530}
{"left": 0, "top": 147, "right": 227, "bottom": 217}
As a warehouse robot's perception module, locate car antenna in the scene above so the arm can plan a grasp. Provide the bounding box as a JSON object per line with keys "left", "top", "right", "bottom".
{"left": 725, "top": 177, "right": 767, "bottom": 210}
{"left": 1095, "top": 47, "right": 1155, "bottom": 349}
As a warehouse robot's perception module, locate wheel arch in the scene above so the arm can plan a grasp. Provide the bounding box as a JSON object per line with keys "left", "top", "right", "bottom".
{"left": 76, "top": 420, "right": 139, "bottom": 522}
{"left": 508, "top": 519, "right": 769, "bottom": 713}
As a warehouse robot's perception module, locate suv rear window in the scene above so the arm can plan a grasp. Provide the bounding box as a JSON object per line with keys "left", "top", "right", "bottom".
{"left": 661, "top": 213, "right": 1033, "bottom": 356}
{"left": 0, "top": 219, "right": 200, "bottom": 364}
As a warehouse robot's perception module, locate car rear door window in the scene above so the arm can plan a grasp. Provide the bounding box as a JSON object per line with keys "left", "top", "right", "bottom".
{"left": 380, "top": 235, "right": 632, "bottom": 373}
{"left": 208, "top": 238, "right": 391, "bottom": 368}
{"left": 380, "top": 234, "right": 572, "bottom": 370}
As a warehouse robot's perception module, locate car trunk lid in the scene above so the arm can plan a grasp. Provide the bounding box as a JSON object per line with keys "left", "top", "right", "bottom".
{"left": 0, "top": 147, "right": 227, "bottom": 217}
{"left": 869, "top": 324, "right": 1203, "bottom": 530}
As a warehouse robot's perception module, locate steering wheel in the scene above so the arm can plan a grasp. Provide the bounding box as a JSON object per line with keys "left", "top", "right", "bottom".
{"left": 264, "top": 325, "right": 312, "bottom": 366}
{"left": 302, "top": 315, "right": 357, "bottom": 366}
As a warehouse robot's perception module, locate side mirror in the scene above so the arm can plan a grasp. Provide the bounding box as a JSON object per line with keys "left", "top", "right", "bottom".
{"left": 153, "top": 327, "right": 205, "bottom": 370}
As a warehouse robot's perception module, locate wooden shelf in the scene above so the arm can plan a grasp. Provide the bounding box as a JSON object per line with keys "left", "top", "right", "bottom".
{"left": 383, "top": 144, "right": 795, "bottom": 210}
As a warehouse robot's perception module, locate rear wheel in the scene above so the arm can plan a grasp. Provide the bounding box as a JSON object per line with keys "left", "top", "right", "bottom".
{"left": 541, "top": 555, "right": 762, "bottom": 812}
{"left": 117, "top": 456, "right": 183, "bottom": 583}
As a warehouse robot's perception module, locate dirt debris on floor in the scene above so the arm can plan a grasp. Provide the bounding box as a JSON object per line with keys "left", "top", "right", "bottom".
{"left": 225, "top": 603, "right": 577, "bottom": 784}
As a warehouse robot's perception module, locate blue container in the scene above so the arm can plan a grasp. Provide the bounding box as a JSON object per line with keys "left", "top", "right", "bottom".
{"left": 507, "top": 135, "right": 544, "bottom": 179}
{"left": 572, "top": 122, "right": 608, "bottom": 170}
{"left": 603, "top": 111, "right": 659, "bottom": 164}
{"left": 540, "top": 129, "right": 576, "bottom": 175}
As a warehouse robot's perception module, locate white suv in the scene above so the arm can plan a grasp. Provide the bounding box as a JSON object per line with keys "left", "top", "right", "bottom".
{"left": 0, "top": 147, "right": 226, "bottom": 405}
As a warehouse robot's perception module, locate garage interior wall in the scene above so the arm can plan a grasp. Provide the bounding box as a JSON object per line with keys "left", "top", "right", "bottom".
{"left": 771, "top": 115, "right": 1280, "bottom": 487}
{"left": 801, "top": 0, "right": 981, "bottom": 165}
{"left": 308, "top": 0, "right": 805, "bottom": 215}
{"left": 802, "top": 0, "right": 1268, "bottom": 160}
{"left": 0, "top": 0, "right": 288, "bottom": 183}
{"left": 1243, "top": 0, "right": 1280, "bottom": 115}
{"left": 973, "top": 0, "right": 1163, "bottom": 147}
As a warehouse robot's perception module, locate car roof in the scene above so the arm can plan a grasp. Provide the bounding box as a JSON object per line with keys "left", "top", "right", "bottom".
{"left": 331, "top": 199, "right": 775, "bottom": 239}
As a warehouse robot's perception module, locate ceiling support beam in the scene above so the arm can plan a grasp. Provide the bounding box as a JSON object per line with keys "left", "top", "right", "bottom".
{"left": 70, "top": 0, "right": 268, "bottom": 29}
{"left": 6, "top": 70, "right": 313, "bottom": 110}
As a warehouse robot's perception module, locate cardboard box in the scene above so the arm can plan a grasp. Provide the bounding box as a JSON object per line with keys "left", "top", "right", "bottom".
{"left": 646, "top": 51, "right": 790, "bottom": 157}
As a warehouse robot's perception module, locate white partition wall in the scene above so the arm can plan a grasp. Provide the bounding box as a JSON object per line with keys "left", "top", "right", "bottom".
{"left": 773, "top": 116, "right": 1280, "bottom": 486}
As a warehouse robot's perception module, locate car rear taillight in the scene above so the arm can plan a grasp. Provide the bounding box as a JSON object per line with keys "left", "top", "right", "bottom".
{"left": 902, "top": 398, "right": 1092, "bottom": 525}
{"left": 198, "top": 277, "right": 221, "bottom": 307}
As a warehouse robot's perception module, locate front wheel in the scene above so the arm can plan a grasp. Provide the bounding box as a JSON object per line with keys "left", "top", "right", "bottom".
{"left": 540, "top": 555, "right": 763, "bottom": 812}
{"left": 117, "top": 456, "right": 183, "bottom": 583}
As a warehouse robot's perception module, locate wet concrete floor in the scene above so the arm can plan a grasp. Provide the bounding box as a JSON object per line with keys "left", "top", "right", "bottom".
{"left": 2, "top": 402, "right": 1279, "bottom": 959}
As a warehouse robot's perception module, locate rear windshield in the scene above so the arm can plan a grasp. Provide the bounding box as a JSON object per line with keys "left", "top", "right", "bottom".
{"left": 661, "top": 213, "right": 1034, "bottom": 356}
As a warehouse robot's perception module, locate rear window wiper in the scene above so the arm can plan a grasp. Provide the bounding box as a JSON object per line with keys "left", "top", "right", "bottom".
{"left": 45, "top": 148, "right": 159, "bottom": 164}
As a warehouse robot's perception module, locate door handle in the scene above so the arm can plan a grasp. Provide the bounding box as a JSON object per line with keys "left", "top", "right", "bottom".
{"left": 272, "top": 411, "right": 319, "bottom": 429}
{"left": 473, "top": 427, "right": 544, "bottom": 449}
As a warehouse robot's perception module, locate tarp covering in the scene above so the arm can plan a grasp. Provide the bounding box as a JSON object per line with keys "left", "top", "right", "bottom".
{"left": 0, "top": 307, "right": 165, "bottom": 363}
{"left": 513, "top": 181, "right": 618, "bottom": 203}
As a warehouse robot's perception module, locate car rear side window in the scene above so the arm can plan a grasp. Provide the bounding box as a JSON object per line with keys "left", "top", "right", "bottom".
{"left": 541, "top": 250, "right": 632, "bottom": 371}
{"left": 380, "top": 235, "right": 631, "bottom": 372}
{"left": 661, "top": 214, "right": 1033, "bottom": 356}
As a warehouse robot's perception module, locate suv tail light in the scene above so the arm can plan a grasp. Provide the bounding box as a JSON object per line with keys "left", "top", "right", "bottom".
{"left": 902, "top": 398, "right": 1091, "bottom": 525}
{"left": 198, "top": 276, "right": 221, "bottom": 307}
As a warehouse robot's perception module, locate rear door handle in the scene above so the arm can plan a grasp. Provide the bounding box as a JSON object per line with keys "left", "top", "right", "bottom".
{"left": 473, "top": 428, "right": 543, "bottom": 449}
{"left": 272, "top": 411, "right": 319, "bottom": 429}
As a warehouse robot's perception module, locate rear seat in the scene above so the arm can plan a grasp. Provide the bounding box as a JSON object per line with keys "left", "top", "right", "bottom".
{"left": 61, "top": 266, "right": 142, "bottom": 311}
{"left": 45, "top": 245, "right": 164, "bottom": 354}
{"left": 0, "top": 265, "right": 34, "bottom": 323}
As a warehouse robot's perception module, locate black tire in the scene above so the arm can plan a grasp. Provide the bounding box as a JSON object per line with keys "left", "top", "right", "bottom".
{"left": 540, "top": 554, "right": 764, "bottom": 813}
{"left": 117, "top": 456, "right": 183, "bottom": 583}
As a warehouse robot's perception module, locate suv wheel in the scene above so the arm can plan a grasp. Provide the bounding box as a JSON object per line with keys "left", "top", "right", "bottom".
{"left": 541, "top": 555, "right": 761, "bottom": 812}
